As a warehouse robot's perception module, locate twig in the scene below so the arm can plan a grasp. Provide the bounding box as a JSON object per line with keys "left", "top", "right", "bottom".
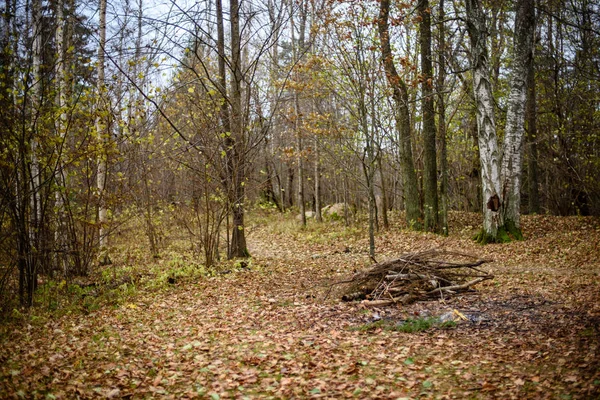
{"left": 425, "top": 276, "right": 492, "bottom": 296}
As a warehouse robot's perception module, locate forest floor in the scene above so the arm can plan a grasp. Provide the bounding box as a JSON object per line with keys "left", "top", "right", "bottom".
{"left": 1, "top": 211, "right": 599, "bottom": 399}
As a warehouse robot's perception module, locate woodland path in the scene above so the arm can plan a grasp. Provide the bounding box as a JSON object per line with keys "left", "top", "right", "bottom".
{"left": 1, "top": 213, "right": 599, "bottom": 399}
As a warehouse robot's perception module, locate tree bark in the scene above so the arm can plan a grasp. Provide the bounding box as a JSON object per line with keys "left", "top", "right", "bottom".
{"left": 500, "top": 0, "right": 535, "bottom": 238}
{"left": 377, "top": 156, "right": 389, "bottom": 230}
{"left": 419, "top": 0, "right": 439, "bottom": 233}
{"left": 228, "top": 0, "right": 249, "bottom": 257}
{"left": 467, "top": 0, "right": 535, "bottom": 242}
{"left": 215, "top": 0, "right": 234, "bottom": 258}
{"left": 526, "top": 47, "right": 540, "bottom": 215}
{"left": 290, "top": 0, "right": 307, "bottom": 226}
{"left": 378, "top": 0, "right": 421, "bottom": 229}
{"left": 55, "top": 0, "right": 72, "bottom": 272}
{"left": 96, "top": 0, "right": 108, "bottom": 249}
{"left": 437, "top": 0, "right": 449, "bottom": 235}
{"left": 466, "top": 0, "right": 502, "bottom": 241}
{"left": 314, "top": 135, "right": 322, "bottom": 222}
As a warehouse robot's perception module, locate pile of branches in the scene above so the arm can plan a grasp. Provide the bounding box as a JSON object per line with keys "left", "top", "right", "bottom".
{"left": 340, "top": 249, "right": 493, "bottom": 306}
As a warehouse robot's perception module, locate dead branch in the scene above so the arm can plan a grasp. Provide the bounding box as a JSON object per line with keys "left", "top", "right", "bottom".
{"left": 336, "top": 248, "right": 494, "bottom": 306}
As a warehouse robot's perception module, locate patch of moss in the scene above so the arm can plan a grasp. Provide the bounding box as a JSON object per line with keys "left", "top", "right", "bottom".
{"left": 504, "top": 219, "right": 524, "bottom": 240}
{"left": 473, "top": 226, "right": 512, "bottom": 244}
{"left": 393, "top": 317, "right": 438, "bottom": 333}
{"left": 349, "top": 320, "right": 386, "bottom": 332}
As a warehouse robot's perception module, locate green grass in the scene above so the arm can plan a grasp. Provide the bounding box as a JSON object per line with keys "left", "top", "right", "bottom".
{"left": 350, "top": 317, "right": 457, "bottom": 333}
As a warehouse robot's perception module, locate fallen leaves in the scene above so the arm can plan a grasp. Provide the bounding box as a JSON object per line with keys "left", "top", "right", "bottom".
{"left": 0, "top": 213, "right": 599, "bottom": 398}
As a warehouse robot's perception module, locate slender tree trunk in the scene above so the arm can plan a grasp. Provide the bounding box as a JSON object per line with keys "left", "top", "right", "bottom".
{"left": 229, "top": 0, "right": 249, "bottom": 257}
{"left": 526, "top": 21, "right": 540, "bottom": 215}
{"left": 285, "top": 165, "right": 294, "bottom": 209}
{"left": 377, "top": 156, "right": 389, "bottom": 230}
{"left": 314, "top": 135, "right": 322, "bottom": 222}
{"left": 378, "top": 0, "right": 421, "bottom": 229}
{"left": 25, "top": 0, "right": 43, "bottom": 306}
{"left": 267, "top": 0, "right": 282, "bottom": 212}
{"left": 96, "top": 0, "right": 108, "bottom": 249}
{"left": 290, "top": 0, "right": 306, "bottom": 226}
{"left": 437, "top": 0, "right": 449, "bottom": 235}
{"left": 500, "top": 0, "right": 535, "bottom": 238}
{"left": 216, "top": 0, "right": 235, "bottom": 258}
{"left": 419, "top": 0, "right": 439, "bottom": 233}
{"left": 361, "top": 98, "right": 376, "bottom": 258}
{"left": 297, "top": 118, "right": 305, "bottom": 226}
{"left": 55, "top": 0, "right": 71, "bottom": 273}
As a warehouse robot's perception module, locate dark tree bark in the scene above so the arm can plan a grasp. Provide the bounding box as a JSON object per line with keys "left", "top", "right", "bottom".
{"left": 419, "top": 0, "right": 439, "bottom": 233}
{"left": 437, "top": 0, "right": 449, "bottom": 235}
{"left": 228, "top": 0, "right": 249, "bottom": 257}
{"left": 378, "top": 0, "right": 422, "bottom": 229}
{"left": 526, "top": 21, "right": 540, "bottom": 214}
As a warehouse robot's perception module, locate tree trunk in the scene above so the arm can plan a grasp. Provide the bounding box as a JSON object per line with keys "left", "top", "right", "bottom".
{"left": 314, "top": 135, "right": 322, "bottom": 222}
{"left": 466, "top": 0, "right": 503, "bottom": 242}
{"left": 229, "top": 0, "right": 249, "bottom": 258}
{"left": 500, "top": 0, "right": 535, "bottom": 238}
{"left": 55, "top": 0, "right": 71, "bottom": 273}
{"left": 25, "top": 0, "right": 43, "bottom": 306}
{"left": 96, "top": 0, "right": 108, "bottom": 249}
{"left": 467, "top": 0, "right": 535, "bottom": 242}
{"left": 378, "top": 0, "right": 421, "bottom": 229}
{"left": 419, "top": 0, "right": 439, "bottom": 233}
{"left": 437, "top": 0, "right": 449, "bottom": 236}
{"left": 285, "top": 165, "right": 294, "bottom": 209}
{"left": 290, "top": 0, "right": 306, "bottom": 227}
{"left": 526, "top": 23, "right": 540, "bottom": 215}
{"left": 377, "top": 156, "right": 389, "bottom": 230}
{"left": 216, "top": 0, "right": 234, "bottom": 258}
{"left": 267, "top": 0, "right": 283, "bottom": 212}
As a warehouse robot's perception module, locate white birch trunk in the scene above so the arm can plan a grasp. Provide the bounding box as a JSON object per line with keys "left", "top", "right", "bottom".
{"left": 466, "top": 0, "right": 502, "bottom": 240}
{"left": 500, "top": 0, "right": 535, "bottom": 234}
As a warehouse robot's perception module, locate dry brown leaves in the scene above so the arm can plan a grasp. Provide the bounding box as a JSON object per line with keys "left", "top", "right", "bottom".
{"left": 0, "top": 212, "right": 598, "bottom": 399}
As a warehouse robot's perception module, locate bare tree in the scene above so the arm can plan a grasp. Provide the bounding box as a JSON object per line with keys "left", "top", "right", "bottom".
{"left": 96, "top": 0, "right": 108, "bottom": 251}
{"left": 419, "top": 0, "right": 439, "bottom": 233}
{"left": 378, "top": 0, "right": 422, "bottom": 229}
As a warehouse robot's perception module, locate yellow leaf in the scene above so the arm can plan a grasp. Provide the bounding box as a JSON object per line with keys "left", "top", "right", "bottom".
{"left": 188, "top": 87, "right": 194, "bottom": 93}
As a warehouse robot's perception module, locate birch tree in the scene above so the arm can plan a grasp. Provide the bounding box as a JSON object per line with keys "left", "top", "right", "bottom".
{"left": 466, "top": 0, "right": 535, "bottom": 242}
{"left": 501, "top": 0, "right": 535, "bottom": 238}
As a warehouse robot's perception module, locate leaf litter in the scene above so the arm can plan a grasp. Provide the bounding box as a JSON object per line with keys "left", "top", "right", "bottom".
{"left": 0, "top": 212, "right": 599, "bottom": 399}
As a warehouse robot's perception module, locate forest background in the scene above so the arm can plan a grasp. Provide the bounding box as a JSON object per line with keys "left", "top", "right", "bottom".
{"left": 0, "top": 0, "right": 599, "bottom": 325}
{"left": 1, "top": 0, "right": 600, "bottom": 398}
